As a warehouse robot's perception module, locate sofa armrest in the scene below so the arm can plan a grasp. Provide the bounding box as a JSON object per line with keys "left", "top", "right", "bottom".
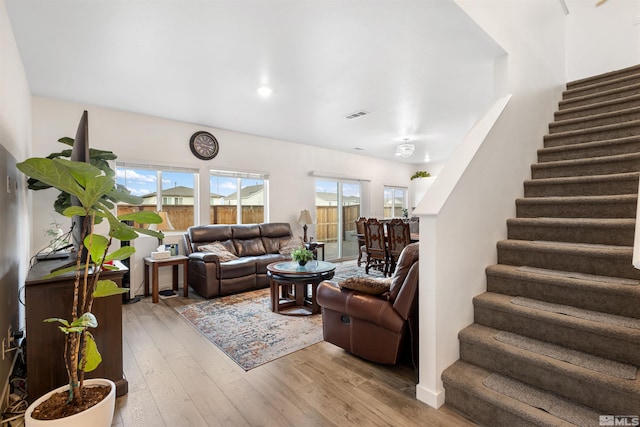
{"left": 188, "top": 252, "right": 222, "bottom": 263}
{"left": 317, "top": 281, "right": 403, "bottom": 332}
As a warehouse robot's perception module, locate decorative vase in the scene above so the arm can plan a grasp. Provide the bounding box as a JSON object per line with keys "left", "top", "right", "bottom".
{"left": 298, "top": 260, "right": 307, "bottom": 266}
{"left": 25, "top": 379, "right": 116, "bottom": 427}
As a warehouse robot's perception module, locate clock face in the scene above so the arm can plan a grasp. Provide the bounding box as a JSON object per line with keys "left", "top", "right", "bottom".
{"left": 189, "top": 131, "right": 219, "bottom": 160}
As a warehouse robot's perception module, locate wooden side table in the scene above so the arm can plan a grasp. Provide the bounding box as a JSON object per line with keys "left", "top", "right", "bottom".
{"left": 144, "top": 255, "right": 188, "bottom": 303}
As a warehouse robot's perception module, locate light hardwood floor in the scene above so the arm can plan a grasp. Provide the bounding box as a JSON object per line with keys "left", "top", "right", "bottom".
{"left": 112, "top": 290, "right": 476, "bottom": 426}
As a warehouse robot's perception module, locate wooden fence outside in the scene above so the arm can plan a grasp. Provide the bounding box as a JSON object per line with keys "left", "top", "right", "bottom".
{"left": 116, "top": 204, "right": 361, "bottom": 242}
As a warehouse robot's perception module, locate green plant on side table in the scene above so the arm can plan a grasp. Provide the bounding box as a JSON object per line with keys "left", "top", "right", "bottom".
{"left": 17, "top": 156, "right": 163, "bottom": 424}
{"left": 291, "top": 247, "right": 314, "bottom": 266}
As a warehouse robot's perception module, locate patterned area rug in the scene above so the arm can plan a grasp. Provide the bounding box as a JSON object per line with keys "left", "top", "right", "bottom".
{"left": 174, "top": 262, "right": 381, "bottom": 371}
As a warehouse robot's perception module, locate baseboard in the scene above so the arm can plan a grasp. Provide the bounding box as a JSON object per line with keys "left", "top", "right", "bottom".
{"left": 416, "top": 382, "right": 445, "bottom": 409}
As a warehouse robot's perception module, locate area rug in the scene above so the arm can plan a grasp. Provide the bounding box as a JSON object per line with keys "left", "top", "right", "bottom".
{"left": 175, "top": 262, "right": 381, "bottom": 370}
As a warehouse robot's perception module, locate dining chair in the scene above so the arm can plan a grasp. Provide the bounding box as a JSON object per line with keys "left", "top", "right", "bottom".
{"left": 387, "top": 218, "right": 411, "bottom": 274}
{"left": 364, "top": 218, "right": 389, "bottom": 276}
{"left": 355, "top": 217, "right": 367, "bottom": 266}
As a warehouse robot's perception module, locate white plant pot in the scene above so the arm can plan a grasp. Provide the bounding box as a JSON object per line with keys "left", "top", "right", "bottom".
{"left": 25, "top": 378, "right": 115, "bottom": 427}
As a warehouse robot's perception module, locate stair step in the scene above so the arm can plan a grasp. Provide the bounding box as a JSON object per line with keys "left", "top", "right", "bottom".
{"left": 486, "top": 264, "right": 640, "bottom": 318}
{"left": 567, "top": 64, "right": 640, "bottom": 91}
{"left": 543, "top": 119, "right": 640, "bottom": 147}
{"left": 537, "top": 135, "right": 640, "bottom": 162}
{"left": 473, "top": 292, "right": 640, "bottom": 365}
{"left": 550, "top": 105, "right": 640, "bottom": 133}
{"left": 442, "top": 361, "right": 603, "bottom": 427}
{"left": 515, "top": 194, "right": 637, "bottom": 218}
{"left": 556, "top": 93, "right": 640, "bottom": 121}
{"left": 531, "top": 152, "right": 640, "bottom": 179}
{"left": 559, "top": 82, "right": 640, "bottom": 111}
{"left": 496, "top": 239, "right": 640, "bottom": 280}
{"left": 506, "top": 217, "right": 635, "bottom": 245}
{"left": 524, "top": 173, "right": 639, "bottom": 197}
{"left": 458, "top": 324, "right": 640, "bottom": 414}
{"left": 563, "top": 73, "right": 640, "bottom": 100}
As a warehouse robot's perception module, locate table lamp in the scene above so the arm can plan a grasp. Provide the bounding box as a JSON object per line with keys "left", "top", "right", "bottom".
{"left": 297, "top": 209, "right": 313, "bottom": 242}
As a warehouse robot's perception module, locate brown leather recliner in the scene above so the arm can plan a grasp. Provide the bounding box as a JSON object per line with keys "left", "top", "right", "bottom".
{"left": 316, "top": 243, "right": 419, "bottom": 365}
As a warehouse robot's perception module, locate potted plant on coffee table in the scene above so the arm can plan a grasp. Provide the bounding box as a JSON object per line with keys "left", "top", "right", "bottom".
{"left": 17, "top": 156, "right": 163, "bottom": 426}
{"left": 291, "top": 247, "right": 314, "bottom": 266}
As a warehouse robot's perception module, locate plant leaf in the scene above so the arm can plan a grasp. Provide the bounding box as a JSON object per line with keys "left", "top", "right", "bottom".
{"left": 44, "top": 317, "right": 70, "bottom": 327}
{"left": 82, "top": 332, "right": 102, "bottom": 372}
{"left": 118, "top": 211, "right": 162, "bottom": 224}
{"left": 85, "top": 234, "right": 109, "bottom": 264}
{"left": 16, "top": 158, "right": 85, "bottom": 199}
{"left": 94, "top": 280, "right": 129, "bottom": 298}
{"left": 104, "top": 246, "right": 136, "bottom": 262}
{"left": 71, "top": 312, "right": 98, "bottom": 329}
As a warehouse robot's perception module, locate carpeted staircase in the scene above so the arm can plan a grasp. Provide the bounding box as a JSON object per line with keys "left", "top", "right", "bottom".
{"left": 442, "top": 65, "right": 640, "bottom": 426}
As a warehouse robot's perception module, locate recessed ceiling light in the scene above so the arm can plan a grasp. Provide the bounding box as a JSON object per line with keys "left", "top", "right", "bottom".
{"left": 257, "top": 86, "right": 273, "bottom": 97}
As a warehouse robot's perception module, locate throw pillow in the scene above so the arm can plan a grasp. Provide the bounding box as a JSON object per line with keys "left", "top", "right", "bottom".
{"left": 197, "top": 242, "right": 238, "bottom": 262}
{"left": 279, "top": 236, "right": 305, "bottom": 255}
{"left": 339, "top": 277, "right": 392, "bottom": 296}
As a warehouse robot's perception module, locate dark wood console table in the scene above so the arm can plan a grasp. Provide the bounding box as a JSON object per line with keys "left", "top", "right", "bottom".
{"left": 25, "top": 258, "right": 128, "bottom": 403}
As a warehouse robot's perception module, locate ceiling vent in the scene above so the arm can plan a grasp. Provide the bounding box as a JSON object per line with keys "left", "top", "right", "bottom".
{"left": 345, "top": 110, "right": 369, "bottom": 119}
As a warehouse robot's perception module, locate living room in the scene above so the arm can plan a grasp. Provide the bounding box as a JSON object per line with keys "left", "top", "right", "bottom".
{"left": 2, "top": 0, "right": 640, "bottom": 426}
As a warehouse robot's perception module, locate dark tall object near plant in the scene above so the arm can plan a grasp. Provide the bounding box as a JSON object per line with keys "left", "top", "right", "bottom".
{"left": 18, "top": 111, "right": 163, "bottom": 419}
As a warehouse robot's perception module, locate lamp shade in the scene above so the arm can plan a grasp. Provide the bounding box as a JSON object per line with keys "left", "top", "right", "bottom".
{"left": 297, "top": 209, "right": 313, "bottom": 225}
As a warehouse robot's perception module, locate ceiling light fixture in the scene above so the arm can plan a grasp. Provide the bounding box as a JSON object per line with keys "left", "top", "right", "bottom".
{"left": 396, "top": 139, "right": 415, "bottom": 158}
{"left": 257, "top": 85, "right": 273, "bottom": 97}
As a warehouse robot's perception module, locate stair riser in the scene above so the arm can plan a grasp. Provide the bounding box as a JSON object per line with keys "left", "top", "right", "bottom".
{"left": 538, "top": 139, "right": 640, "bottom": 162}
{"left": 555, "top": 96, "right": 640, "bottom": 121}
{"left": 531, "top": 157, "right": 640, "bottom": 179}
{"left": 524, "top": 178, "right": 639, "bottom": 197}
{"left": 474, "top": 305, "right": 640, "bottom": 366}
{"left": 486, "top": 271, "right": 640, "bottom": 318}
{"left": 496, "top": 245, "right": 640, "bottom": 280}
{"left": 564, "top": 75, "right": 640, "bottom": 100}
{"left": 516, "top": 199, "right": 637, "bottom": 218}
{"left": 559, "top": 86, "right": 640, "bottom": 111}
{"left": 442, "top": 384, "right": 540, "bottom": 427}
{"left": 459, "top": 341, "right": 639, "bottom": 414}
{"left": 550, "top": 109, "right": 640, "bottom": 134}
{"left": 544, "top": 124, "right": 640, "bottom": 148}
{"left": 567, "top": 66, "right": 640, "bottom": 91}
{"left": 506, "top": 222, "right": 635, "bottom": 246}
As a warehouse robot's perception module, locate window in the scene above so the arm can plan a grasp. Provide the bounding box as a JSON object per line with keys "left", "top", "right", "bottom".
{"left": 384, "top": 186, "right": 407, "bottom": 218}
{"left": 210, "top": 170, "right": 268, "bottom": 224}
{"left": 116, "top": 163, "right": 199, "bottom": 231}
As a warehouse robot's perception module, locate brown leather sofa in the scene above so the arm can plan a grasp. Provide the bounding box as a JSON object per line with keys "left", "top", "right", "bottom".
{"left": 184, "top": 222, "right": 294, "bottom": 298}
{"left": 317, "top": 242, "right": 419, "bottom": 364}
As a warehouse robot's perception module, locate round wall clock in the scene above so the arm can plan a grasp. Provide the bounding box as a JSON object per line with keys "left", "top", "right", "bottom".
{"left": 189, "top": 131, "right": 219, "bottom": 160}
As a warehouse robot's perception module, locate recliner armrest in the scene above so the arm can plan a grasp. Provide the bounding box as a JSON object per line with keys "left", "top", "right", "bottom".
{"left": 317, "top": 281, "right": 404, "bottom": 332}
{"left": 188, "top": 252, "right": 222, "bottom": 263}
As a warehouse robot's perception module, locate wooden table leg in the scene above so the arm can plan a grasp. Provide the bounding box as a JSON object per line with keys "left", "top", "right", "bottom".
{"left": 172, "top": 265, "right": 178, "bottom": 292}
{"left": 152, "top": 264, "right": 159, "bottom": 304}
{"left": 144, "top": 262, "right": 150, "bottom": 297}
{"left": 182, "top": 260, "right": 188, "bottom": 298}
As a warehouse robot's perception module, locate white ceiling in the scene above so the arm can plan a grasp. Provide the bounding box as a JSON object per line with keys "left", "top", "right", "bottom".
{"left": 6, "top": 0, "right": 505, "bottom": 165}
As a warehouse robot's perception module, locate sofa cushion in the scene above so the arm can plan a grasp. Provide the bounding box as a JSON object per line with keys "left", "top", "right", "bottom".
{"left": 189, "top": 225, "right": 233, "bottom": 245}
{"left": 260, "top": 222, "right": 293, "bottom": 253}
{"left": 339, "top": 277, "right": 392, "bottom": 296}
{"left": 232, "top": 224, "right": 261, "bottom": 240}
{"left": 278, "top": 236, "right": 305, "bottom": 256}
{"left": 250, "top": 253, "right": 288, "bottom": 274}
{"left": 197, "top": 242, "right": 238, "bottom": 262}
{"left": 219, "top": 258, "right": 256, "bottom": 279}
{"left": 234, "top": 237, "right": 267, "bottom": 257}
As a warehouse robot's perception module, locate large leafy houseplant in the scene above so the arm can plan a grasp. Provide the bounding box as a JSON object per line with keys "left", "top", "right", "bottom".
{"left": 17, "top": 156, "right": 162, "bottom": 418}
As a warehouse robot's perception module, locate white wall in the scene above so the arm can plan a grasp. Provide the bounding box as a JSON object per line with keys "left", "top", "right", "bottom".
{"left": 30, "top": 96, "right": 416, "bottom": 294}
{"left": 0, "top": 0, "right": 31, "bottom": 408}
{"left": 566, "top": 0, "right": 640, "bottom": 81}
{"left": 414, "top": 0, "right": 567, "bottom": 408}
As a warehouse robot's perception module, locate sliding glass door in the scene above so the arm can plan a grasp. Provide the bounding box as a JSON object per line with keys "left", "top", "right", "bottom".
{"left": 315, "top": 179, "right": 361, "bottom": 261}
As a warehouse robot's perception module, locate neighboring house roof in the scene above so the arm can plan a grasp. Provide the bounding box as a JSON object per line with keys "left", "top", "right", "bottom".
{"left": 223, "top": 184, "right": 264, "bottom": 200}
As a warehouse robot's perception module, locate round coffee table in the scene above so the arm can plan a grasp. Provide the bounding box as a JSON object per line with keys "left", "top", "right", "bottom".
{"left": 267, "top": 260, "right": 336, "bottom": 315}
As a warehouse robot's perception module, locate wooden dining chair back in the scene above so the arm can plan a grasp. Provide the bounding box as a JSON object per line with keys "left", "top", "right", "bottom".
{"left": 355, "top": 217, "right": 367, "bottom": 267}
{"left": 387, "top": 218, "right": 411, "bottom": 274}
{"left": 364, "top": 218, "right": 389, "bottom": 276}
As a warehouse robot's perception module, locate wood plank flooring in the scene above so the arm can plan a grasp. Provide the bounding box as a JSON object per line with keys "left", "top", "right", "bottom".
{"left": 112, "top": 289, "right": 476, "bottom": 426}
